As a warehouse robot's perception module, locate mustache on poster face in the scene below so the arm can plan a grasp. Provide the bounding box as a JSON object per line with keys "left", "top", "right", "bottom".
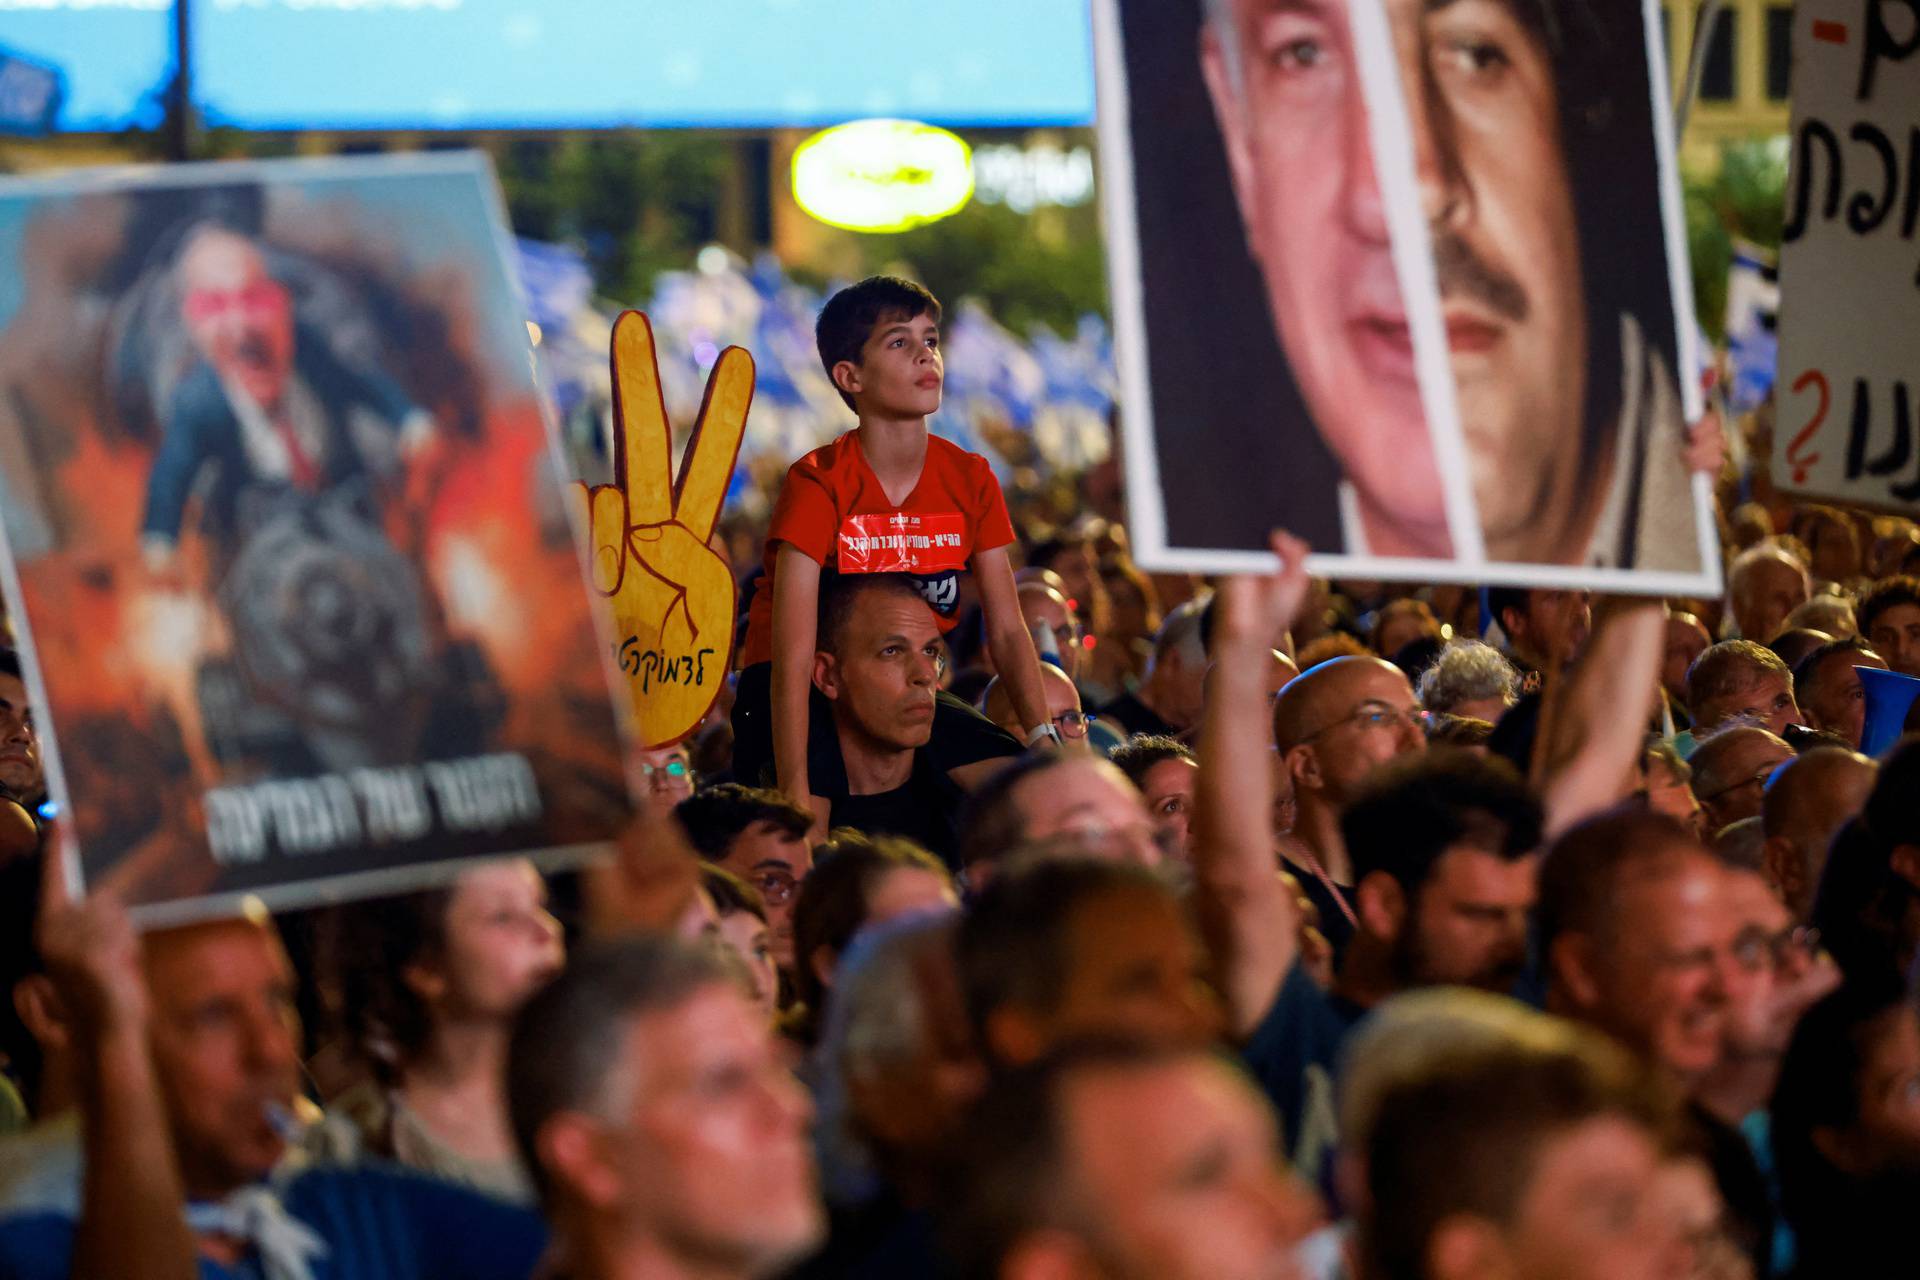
{"left": 1431, "top": 230, "right": 1529, "bottom": 324}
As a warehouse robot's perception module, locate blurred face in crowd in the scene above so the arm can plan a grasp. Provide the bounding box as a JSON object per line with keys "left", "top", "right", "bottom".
{"left": 995, "top": 885, "right": 1223, "bottom": 1063}
{"left": 586, "top": 984, "right": 821, "bottom": 1271}
{"left": 984, "top": 667, "right": 1091, "bottom": 754}
{"left": 1717, "top": 869, "right": 1834, "bottom": 1065}
{"left": 1553, "top": 848, "right": 1736, "bottom": 1083}
{"left": 714, "top": 821, "right": 812, "bottom": 973}
{"left": 1763, "top": 749, "right": 1876, "bottom": 920}
{"left": 1506, "top": 590, "right": 1593, "bottom": 669}
{"left": 1041, "top": 1056, "right": 1320, "bottom": 1280}
{"left": 1011, "top": 757, "right": 1165, "bottom": 868}
{"left": 637, "top": 746, "right": 694, "bottom": 819}
{"left": 1696, "top": 669, "right": 1800, "bottom": 739}
{"left": 1696, "top": 729, "right": 1795, "bottom": 832}
{"left": 846, "top": 933, "right": 984, "bottom": 1164}
{"left": 178, "top": 227, "right": 296, "bottom": 411}
{"left": 1732, "top": 554, "right": 1809, "bottom": 645}
{"left": 144, "top": 919, "right": 303, "bottom": 1195}
{"left": 1377, "top": 846, "right": 1538, "bottom": 993}
{"left": 863, "top": 864, "right": 960, "bottom": 928}
{"left": 0, "top": 672, "right": 41, "bottom": 801}
{"left": 1020, "top": 584, "right": 1084, "bottom": 682}
{"left": 1661, "top": 614, "right": 1711, "bottom": 705}
{"left": 1139, "top": 757, "right": 1200, "bottom": 863}
{"left": 1641, "top": 757, "right": 1704, "bottom": 840}
{"left": 1201, "top": 0, "right": 1586, "bottom": 557}
{"left": 415, "top": 860, "right": 564, "bottom": 1022}
{"left": 1426, "top": 1116, "right": 1683, "bottom": 1280}
{"left": 714, "top": 909, "right": 779, "bottom": 1020}
{"left": 1798, "top": 648, "right": 1887, "bottom": 748}
{"left": 1046, "top": 544, "right": 1105, "bottom": 627}
{"left": 1867, "top": 601, "right": 1920, "bottom": 678}
{"left": 1823, "top": 1005, "right": 1920, "bottom": 1177}
{"left": 816, "top": 590, "right": 942, "bottom": 753}
{"left": 1284, "top": 659, "right": 1427, "bottom": 807}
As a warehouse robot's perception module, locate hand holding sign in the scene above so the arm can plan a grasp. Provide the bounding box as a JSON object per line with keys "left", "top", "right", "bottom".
{"left": 572, "top": 312, "right": 751, "bottom": 749}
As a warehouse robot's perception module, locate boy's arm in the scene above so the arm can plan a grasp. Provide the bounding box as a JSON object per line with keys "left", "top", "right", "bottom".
{"left": 769, "top": 544, "right": 824, "bottom": 807}
{"left": 1193, "top": 533, "right": 1312, "bottom": 1038}
{"left": 973, "top": 545, "right": 1050, "bottom": 739}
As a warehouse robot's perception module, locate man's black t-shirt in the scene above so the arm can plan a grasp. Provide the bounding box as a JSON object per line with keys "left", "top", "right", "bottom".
{"left": 829, "top": 750, "right": 965, "bottom": 868}
{"left": 1097, "top": 689, "right": 1179, "bottom": 740}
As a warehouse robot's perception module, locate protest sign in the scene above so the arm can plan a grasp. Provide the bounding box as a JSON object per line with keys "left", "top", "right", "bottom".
{"left": 1776, "top": 0, "right": 1920, "bottom": 508}
{"left": 573, "top": 311, "right": 748, "bottom": 749}
{"left": 0, "top": 152, "right": 633, "bottom": 924}
{"left": 1093, "top": 0, "right": 1719, "bottom": 593}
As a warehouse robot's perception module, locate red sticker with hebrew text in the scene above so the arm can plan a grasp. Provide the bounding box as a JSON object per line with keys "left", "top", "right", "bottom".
{"left": 837, "top": 512, "right": 969, "bottom": 575}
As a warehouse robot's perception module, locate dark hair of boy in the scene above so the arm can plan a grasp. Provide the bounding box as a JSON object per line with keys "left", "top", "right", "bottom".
{"left": 674, "top": 784, "right": 812, "bottom": 862}
{"left": 815, "top": 276, "right": 943, "bottom": 412}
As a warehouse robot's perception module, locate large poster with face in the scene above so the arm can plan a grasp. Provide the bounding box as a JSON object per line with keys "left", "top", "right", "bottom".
{"left": 1774, "top": 0, "right": 1920, "bottom": 509}
{"left": 1094, "top": 0, "right": 1721, "bottom": 592}
{"left": 0, "top": 153, "right": 633, "bottom": 924}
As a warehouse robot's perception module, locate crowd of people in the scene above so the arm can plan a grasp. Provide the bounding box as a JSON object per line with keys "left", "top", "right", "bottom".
{"left": 2, "top": 274, "right": 1920, "bottom": 1279}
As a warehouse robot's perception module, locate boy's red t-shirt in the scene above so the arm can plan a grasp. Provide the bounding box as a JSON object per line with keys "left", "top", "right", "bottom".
{"left": 741, "top": 431, "right": 1014, "bottom": 666}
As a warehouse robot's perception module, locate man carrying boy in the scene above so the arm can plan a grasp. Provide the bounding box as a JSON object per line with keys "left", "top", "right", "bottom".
{"left": 732, "top": 278, "right": 1052, "bottom": 826}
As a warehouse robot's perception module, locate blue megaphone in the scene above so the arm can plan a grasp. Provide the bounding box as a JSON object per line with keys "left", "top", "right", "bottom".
{"left": 1858, "top": 665, "right": 1920, "bottom": 757}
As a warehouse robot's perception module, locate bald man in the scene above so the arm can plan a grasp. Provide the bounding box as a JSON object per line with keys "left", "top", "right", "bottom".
{"left": 1763, "top": 747, "right": 1878, "bottom": 919}
{"left": 1689, "top": 725, "right": 1796, "bottom": 834}
{"left": 980, "top": 665, "right": 1091, "bottom": 754}
{"left": 1017, "top": 581, "right": 1083, "bottom": 683}
{"left": 1728, "top": 545, "right": 1811, "bottom": 644}
{"left": 1662, "top": 611, "right": 1712, "bottom": 709}
{"left": 1271, "top": 656, "right": 1426, "bottom": 951}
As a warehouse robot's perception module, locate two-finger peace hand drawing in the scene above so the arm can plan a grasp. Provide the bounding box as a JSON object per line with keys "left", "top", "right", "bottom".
{"left": 571, "top": 311, "right": 750, "bottom": 749}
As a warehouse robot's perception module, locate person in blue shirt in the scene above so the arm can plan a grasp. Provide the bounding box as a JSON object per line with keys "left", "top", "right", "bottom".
{"left": 0, "top": 870, "right": 544, "bottom": 1280}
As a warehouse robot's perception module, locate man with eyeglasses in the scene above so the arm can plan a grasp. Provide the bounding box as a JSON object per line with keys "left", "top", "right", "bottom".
{"left": 1689, "top": 725, "right": 1795, "bottom": 837}
{"left": 1270, "top": 654, "right": 1428, "bottom": 961}
{"left": 635, "top": 745, "right": 695, "bottom": 821}
{"left": 1538, "top": 808, "right": 1776, "bottom": 1276}
{"left": 675, "top": 783, "right": 815, "bottom": 977}
{"left": 1016, "top": 582, "right": 1085, "bottom": 684}
{"left": 979, "top": 665, "right": 1094, "bottom": 756}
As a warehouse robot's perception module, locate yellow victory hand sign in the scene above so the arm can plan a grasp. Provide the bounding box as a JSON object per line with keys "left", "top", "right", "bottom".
{"left": 573, "top": 311, "right": 751, "bottom": 749}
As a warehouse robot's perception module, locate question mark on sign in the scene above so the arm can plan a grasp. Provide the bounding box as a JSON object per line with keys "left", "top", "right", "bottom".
{"left": 1785, "top": 369, "right": 1830, "bottom": 486}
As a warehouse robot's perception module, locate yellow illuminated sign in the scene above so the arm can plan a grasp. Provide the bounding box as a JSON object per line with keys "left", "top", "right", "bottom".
{"left": 792, "top": 118, "right": 974, "bottom": 233}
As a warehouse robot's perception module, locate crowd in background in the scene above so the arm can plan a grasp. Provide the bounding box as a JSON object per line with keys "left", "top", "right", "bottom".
{"left": 3, "top": 274, "right": 1920, "bottom": 1280}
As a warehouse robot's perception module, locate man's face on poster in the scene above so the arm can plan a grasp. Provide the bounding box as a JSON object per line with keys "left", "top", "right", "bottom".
{"left": 1202, "top": 0, "right": 1588, "bottom": 548}
{"left": 178, "top": 228, "right": 296, "bottom": 412}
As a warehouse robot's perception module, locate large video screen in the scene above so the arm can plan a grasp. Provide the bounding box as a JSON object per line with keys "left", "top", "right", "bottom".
{"left": 194, "top": 0, "right": 1095, "bottom": 130}
{"left": 0, "top": 1, "right": 174, "bottom": 131}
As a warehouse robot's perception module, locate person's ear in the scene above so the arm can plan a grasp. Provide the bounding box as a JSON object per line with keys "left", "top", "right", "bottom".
{"left": 1001, "top": 1229, "right": 1098, "bottom": 1280}
{"left": 1197, "top": 23, "right": 1259, "bottom": 252}
{"left": 1498, "top": 607, "right": 1526, "bottom": 647}
{"left": 1762, "top": 836, "right": 1803, "bottom": 914}
{"left": 402, "top": 961, "right": 448, "bottom": 1006}
{"left": 1355, "top": 871, "right": 1407, "bottom": 944}
{"left": 1286, "top": 743, "right": 1323, "bottom": 793}
{"left": 1427, "top": 1216, "right": 1515, "bottom": 1280}
{"left": 984, "top": 1005, "right": 1049, "bottom": 1069}
{"left": 1549, "top": 933, "right": 1604, "bottom": 1012}
{"left": 537, "top": 1113, "right": 623, "bottom": 1210}
{"left": 1891, "top": 844, "right": 1920, "bottom": 892}
{"left": 809, "top": 943, "right": 838, "bottom": 994}
{"left": 813, "top": 651, "right": 841, "bottom": 701}
{"left": 831, "top": 359, "right": 864, "bottom": 401}
{"left": 13, "top": 975, "right": 69, "bottom": 1055}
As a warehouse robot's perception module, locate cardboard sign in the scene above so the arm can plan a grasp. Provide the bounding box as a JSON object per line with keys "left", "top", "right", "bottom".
{"left": 572, "top": 311, "right": 748, "bottom": 750}
{"left": 1093, "top": 0, "right": 1719, "bottom": 594}
{"left": 0, "top": 153, "right": 633, "bottom": 924}
{"left": 1776, "top": 0, "right": 1920, "bottom": 507}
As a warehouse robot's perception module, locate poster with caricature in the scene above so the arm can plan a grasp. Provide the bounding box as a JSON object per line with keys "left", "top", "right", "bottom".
{"left": 0, "top": 152, "right": 633, "bottom": 923}
{"left": 1094, "top": 0, "right": 1720, "bottom": 593}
